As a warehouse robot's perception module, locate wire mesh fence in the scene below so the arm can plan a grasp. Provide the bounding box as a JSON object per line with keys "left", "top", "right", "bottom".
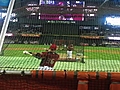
{"left": 1, "top": 70, "right": 120, "bottom": 90}
{"left": 0, "top": 0, "right": 120, "bottom": 90}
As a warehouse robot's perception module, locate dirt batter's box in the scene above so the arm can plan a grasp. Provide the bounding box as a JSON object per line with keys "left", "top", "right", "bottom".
{"left": 53, "top": 39, "right": 85, "bottom": 63}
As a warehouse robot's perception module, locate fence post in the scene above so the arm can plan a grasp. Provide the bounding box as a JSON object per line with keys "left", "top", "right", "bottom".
{"left": 0, "top": 0, "right": 15, "bottom": 54}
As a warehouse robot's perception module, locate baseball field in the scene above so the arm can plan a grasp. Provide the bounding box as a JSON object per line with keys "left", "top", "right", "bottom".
{"left": 0, "top": 44, "right": 120, "bottom": 72}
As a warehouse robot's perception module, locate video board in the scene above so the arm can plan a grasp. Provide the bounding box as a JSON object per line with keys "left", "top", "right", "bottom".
{"left": 39, "top": 0, "right": 85, "bottom": 21}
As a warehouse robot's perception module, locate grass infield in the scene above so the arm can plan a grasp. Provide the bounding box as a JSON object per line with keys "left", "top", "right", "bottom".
{"left": 2, "top": 44, "right": 120, "bottom": 60}
{"left": 0, "top": 56, "right": 120, "bottom": 72}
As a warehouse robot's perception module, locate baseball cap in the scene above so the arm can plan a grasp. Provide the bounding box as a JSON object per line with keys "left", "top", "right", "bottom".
{"left": 49, "top": 44, "right": 57, "bottom": 50}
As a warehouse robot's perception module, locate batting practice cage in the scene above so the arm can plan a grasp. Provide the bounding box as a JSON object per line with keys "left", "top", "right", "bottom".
{"left": 0, "top": 0, "right": 120, "bottom": 90}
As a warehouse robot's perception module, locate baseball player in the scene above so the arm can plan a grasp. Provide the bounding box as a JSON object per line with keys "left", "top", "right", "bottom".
{"left": 23, "top": 44, "right": 59, "bottom": 71}
{"left": 67, "top": 44, "right": 74, "bottom": 60}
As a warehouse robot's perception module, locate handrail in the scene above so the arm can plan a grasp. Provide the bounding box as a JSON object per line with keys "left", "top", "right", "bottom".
{"left": 0, "top": 70, "right": 120, "bottom": 81}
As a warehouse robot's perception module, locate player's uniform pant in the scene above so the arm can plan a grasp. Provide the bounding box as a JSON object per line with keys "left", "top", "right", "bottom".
{"left": 38, "top": 66, "right": 54, "bottom": 71}
{"left": 67, "top": 50, "right": 72, "bottom": 59}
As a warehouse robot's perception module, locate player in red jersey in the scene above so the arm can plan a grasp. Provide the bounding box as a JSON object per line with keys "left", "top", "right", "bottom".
{"left": 23, "top": 44, "right": 59, "bottom": 70}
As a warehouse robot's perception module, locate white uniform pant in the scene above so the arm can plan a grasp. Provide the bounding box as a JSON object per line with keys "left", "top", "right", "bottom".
{"left": 67, "top": 50, "right": 72, "bottom": 59}
{"left": 38, "top": 66, "right": 54, "bottom": 71}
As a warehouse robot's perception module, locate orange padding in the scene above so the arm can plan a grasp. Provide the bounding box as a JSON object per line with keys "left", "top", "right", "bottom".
{"left": 77, "top": 80, "right": 88, "bottom": 90}
{"left": 111, "top": 72, "right": 120, "bottom": 81}
{"left": 31, "top": 71, "right": 120, "bottom": 81}
{"left": 110, "top": 82, "right": 120, "bottom": 90}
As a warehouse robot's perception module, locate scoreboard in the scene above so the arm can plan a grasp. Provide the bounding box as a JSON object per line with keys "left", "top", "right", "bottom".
{"left": 39, "top": 0, "right": 85, "bottom": 21}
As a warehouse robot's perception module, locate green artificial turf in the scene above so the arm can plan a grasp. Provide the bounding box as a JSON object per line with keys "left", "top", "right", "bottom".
{"left": 84, "top": 46, "right": 120, "bottom": 60}
{"left": 0, "top": 44, "right": 120, "bottom": 72}
{"left": 0, "top": 56, "right": 120, "bottom": 72}
{"left": 2, "top": 44, "right": 120, "bottom": 60}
